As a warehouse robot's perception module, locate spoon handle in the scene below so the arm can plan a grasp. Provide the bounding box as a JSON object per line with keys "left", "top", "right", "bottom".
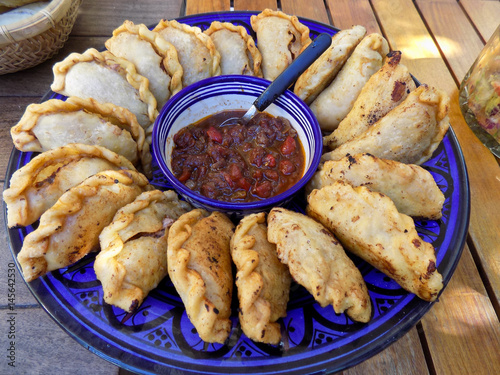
{"left": 253, "top": 32, "right": 332, "bottom": 112}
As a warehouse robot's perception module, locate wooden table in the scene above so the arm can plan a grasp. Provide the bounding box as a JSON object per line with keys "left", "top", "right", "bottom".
{"left": 1, "top": 1, "right": 499, "bottom": 374}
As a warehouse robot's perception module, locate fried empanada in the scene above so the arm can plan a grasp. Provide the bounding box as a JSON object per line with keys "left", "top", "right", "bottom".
{"left": 267, "top": 207, "right": 372, "bottom": 323}
{"left": 321, "top": 85, "right": 450, "bottom": 165}
{"left": 250, "top": 9, "right": 312, "bottom": 81}
{"left": 167, "top": 209, "right": 235, "bottom": 343}
{"left": 17, "top": 169, "right": 151, "bottom": 282}
{"left": 10, "top": 97, "right": 151, "bottom": 176}
{"left": 310, "top": 33, "right": 389, "bottom": 132}
{"left": 153, "top": 19, "right": 221, "bottom": 87}
{"left": 307, "top": 153, "right": 445, "bottom": 219}
{"left": 306, "top": 181, "right": 443, "bottom": 302}
{"left": 3, "top": 143, "right": 136, "bottom": 228}
{"left": 324, "top": 51, "right": 416, "bottom": 150}
{"left": 230, "top": 212, "right": 291, "bottom": 344}
{"left": 51, "top": 48, "right": 158, "bottom": 131}
{"left": 95, "top": 190, "right": 191, "bottom": 312}
{"left": 294, "top": 25, "right": 366, "bottom": 105}
{"left": 204, "top": 21, "right": 262, "bottom": 77}
{"left": 105, "top": 20, "right": 183, "bottom": 110}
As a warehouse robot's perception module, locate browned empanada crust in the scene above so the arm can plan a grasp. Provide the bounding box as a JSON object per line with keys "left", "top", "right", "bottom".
{"left": 307, "top": 181, "right": 443, "bottom": 302}
{"left": 17, "top": 169, "right": 152, "bottom": 282}
{"left": 267, "top": 207, "right": 372, "bottom": 323}
{"left": 294, "top": 25, "right": 366, "bottom": 104}
{"left": 321, "top": 84, "right": 450, "bottom": 165}
{"left": 307, "top": 153, "right": 445, "bottom": 220}
{"left": 3, "top": 143, "right": 136, "bottom": 228}
{"left": 230, "top": 212, "right": 291, "bottom": 344}
{"left": 167, "top": 209, "right": 235, "bottom": 343}
{"left": 95, "top": 190, "right": 191, "bottom": 312}
{"left": 323, "top": 50, "right": 417, "bottom": 150}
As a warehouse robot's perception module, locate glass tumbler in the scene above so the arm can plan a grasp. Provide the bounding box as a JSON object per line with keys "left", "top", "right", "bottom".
{"left": 459, "top": 24, "right": 500, "bottom": 158}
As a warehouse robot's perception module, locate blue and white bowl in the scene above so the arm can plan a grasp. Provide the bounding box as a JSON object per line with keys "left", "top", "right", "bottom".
{"left": 152, "top": 75, "right": 323, "bottom": 217}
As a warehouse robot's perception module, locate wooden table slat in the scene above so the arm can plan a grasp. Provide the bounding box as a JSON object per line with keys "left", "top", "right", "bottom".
{"left": 412, "top": 0, "right": 500, "bottom": 315}
{"left": 415, "top": 0, "right": 485, "bottom": 84}
{"left": 281, "top": 0, "right": 330, "bottom": 25}
{"left": 420, "top": 245, "right": 500, "bottom": 375}
{"left": 372, "top": 0, "right": 500, "bottom": 370}
{"left": 185, "top": 0, "right": 231, "bottom": 15}
{"left": 460, "top": 0, "right": 500, "bottom": 42}
{"left": 343, "top": 327, "right": 430, "bottom": 375}
{"left": 233, "top": 0, "right": 277, "bottom": 11}
{"left": 71, "top": 0, "right": 184, "bottom": 36}
{"left": 326, "top": 0, "right": 382, "bottom": 35}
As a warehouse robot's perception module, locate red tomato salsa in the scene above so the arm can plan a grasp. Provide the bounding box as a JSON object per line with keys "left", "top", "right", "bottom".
{"left": 171, "top": 110, "right": 305, "bottom": 202}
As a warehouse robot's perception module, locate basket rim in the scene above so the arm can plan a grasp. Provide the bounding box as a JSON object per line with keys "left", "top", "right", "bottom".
{"left": 0, "top": 0, "right": 78, "bottom": 46}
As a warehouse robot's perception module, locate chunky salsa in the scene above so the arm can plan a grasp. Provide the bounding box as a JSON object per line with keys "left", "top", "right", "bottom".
{"left": 171, "top": 110, "right": 305, "bottom": 202}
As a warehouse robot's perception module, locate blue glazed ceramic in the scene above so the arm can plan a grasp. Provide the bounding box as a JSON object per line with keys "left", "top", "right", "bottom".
{"left": 152, "top": 74, "right": 322, "bottom": 217}
{"left": 4, "top": 11, "right": 470, "bottom": 375}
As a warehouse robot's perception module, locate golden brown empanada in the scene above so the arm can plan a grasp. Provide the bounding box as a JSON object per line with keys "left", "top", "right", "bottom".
{"left": 105, "top": 20, "right": 183, "bottom": 110}
{"left": 17, "top": 169, "right": 151, "bottom": 282}
{"left": 153, "top": 19, "right": 221, "bottom": 87}
{"left": 3, "top": 143, "right": 136, "bottom": 228}
{"left": 10, "top": 96, "right": 151, "bottom": 176}
{"left": 306, "top": 153, "right": 445, "bottom": 219}
{"left": 267, "top": 207, "right": 372, "bottom": 323}
{"left": 51, "top": 48, "right": 158, "bottom": 132}
{"left": 321, "top": 85, "right": 450, "bottom": 165}
{"left": 294, "top": 25, "right": 366, "bottom": 105}
{"left": 250, "top": 9, "right": 312, "bottom": 81}
{"left": 95, "top": 190, "right": 191, "bottom": 312}
{"left": 167, "top": 209, "right": 235, "bottom": 343}
{"left": 323, "top": 51, "right": 416, "bottom": 150}
{"left": 307, "top": 181, "right": 443, "bottom": 302}
{"left": 310, "top": 33, "right": 389, "bottom": 132}
{"left": 204, "top": 21, "right": 262, "bottom": 77}
{"left": 230, "top": 212, "right": 291, "bottom": 344}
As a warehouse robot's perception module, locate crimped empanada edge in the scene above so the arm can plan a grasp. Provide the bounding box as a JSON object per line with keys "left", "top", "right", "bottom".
{"left": 153, "top": 19, "right": 221, "bottom": 78}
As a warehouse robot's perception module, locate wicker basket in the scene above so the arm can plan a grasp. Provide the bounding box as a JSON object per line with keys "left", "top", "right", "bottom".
{"left": 0, "top": 0, "right": 81, "bottom": 75}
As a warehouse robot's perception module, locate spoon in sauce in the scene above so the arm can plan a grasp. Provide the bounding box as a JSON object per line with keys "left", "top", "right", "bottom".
{"left": 220, "top": 32, "right": 332, "bottom": 126}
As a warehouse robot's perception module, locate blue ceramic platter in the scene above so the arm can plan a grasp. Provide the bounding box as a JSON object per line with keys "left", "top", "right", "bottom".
{"left": 4, "top": 11, "right": 470, "bottom": 375}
